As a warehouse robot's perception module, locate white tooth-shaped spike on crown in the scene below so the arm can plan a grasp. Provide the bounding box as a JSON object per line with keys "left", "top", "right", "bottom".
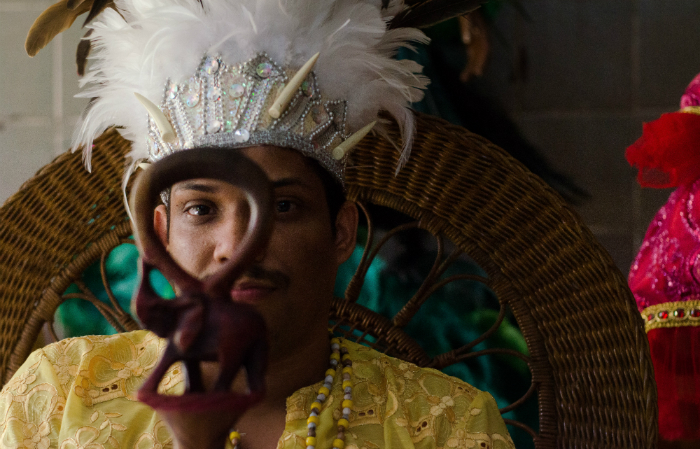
{"left": 134, "top": 93, "right": 177, "bottom": 143}
{"left": 268, "top": 52, "right": 320, "bottom": 119}
{"left": 332, "top": 121, "right": 376, "bottom": 160}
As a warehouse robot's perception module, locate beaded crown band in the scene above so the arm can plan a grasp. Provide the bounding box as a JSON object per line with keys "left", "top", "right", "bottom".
{"left": 148, "top": 53, "right": 352, "bottom": 181}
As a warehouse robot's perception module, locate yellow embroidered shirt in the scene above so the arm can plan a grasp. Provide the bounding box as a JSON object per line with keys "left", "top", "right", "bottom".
{"left": 0, "top": 330, "right": 514, "bottom": 449}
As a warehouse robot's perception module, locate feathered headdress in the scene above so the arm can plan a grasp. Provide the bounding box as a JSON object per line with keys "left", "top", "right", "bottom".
{"left": 26, "top": 0, "right": 485, "bottom": 182}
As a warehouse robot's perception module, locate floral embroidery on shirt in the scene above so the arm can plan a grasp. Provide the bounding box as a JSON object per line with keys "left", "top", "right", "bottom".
{"left": 3, "top": 360, "right": 40, "bottom": 396}
{"left": 430, "top": 395, "right": 456, "bottom": 417}
{"left": 135, "top": 421, "right": 173, "bottom": 449}
{"left": 0, "top": 332, "right": 514, "bottom": 449}
{"left": 58, "top": 410, "right": 127, "bottom": 449}
{"left": 44, "top": 338, "right": 95, "bottom": 397}
{"left": 0, "top": 382, "right": 65, "bottom": 449}
{"left": 74, "top": 333, "right": 162, "bottom": 407}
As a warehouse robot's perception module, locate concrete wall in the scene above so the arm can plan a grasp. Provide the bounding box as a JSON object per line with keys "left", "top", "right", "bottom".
{"left": 480, "top": 0, "right": 700, "bottom": 273}
{"left": 1, "top": 0, "right": 699, "bottom": 274}
{"left": 0, "top": 0, "right": 88, "bottom": 204}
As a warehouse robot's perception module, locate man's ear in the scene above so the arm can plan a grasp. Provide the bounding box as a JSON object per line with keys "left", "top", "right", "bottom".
{"left": 334, "top": 200, "right": 359, "bottom": 266}
{"left": 154, "top": 204, "right": 170, "bottom": 250}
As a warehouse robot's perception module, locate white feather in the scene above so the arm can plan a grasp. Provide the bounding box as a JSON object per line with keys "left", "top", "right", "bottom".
{"left": 73, "top": 0, "right": 428, "bottom": 173}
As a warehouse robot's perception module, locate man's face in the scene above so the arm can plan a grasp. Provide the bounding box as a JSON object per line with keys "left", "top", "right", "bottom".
{"left": 153, "top": 146, "right": 358, "bottom": 358}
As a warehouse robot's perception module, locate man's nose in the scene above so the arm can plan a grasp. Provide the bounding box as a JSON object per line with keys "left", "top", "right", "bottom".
{"left": 212, "top": 200, "right": 252, "bottom": 264}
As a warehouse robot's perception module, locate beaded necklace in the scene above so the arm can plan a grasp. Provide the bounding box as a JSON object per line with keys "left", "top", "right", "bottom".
{"left": 229, "top": 338, "right": 353, "bottom": 449}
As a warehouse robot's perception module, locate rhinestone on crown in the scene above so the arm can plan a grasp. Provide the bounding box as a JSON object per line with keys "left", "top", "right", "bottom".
{"left": 147, "top": 53, "right": 350, "bottom": 181}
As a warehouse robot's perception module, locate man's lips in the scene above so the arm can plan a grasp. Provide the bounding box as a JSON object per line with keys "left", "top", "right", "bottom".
{"left": 230, "top": 281, "right": 277, "bottom": 304}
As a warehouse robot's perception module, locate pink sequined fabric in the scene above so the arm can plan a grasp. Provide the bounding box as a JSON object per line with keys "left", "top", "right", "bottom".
{"left": 681, "top": 72, "right": 700, "bottom": 109}
{"left": 629, "top": 179, "right": 700, "bottom": 310}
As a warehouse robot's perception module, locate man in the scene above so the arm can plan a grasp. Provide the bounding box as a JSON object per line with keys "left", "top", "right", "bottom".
{"left": 151, "top": 146, "right": 359, "bottom": 447}
{"left": 1, "top": 0, "right": 516, "bottom": 447}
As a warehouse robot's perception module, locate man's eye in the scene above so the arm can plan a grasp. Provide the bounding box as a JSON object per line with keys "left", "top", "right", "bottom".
{"left": 186, "top": 204, "right": 212, "bottom": 216}
{"left": 276, "top": 200, "right": 293, "bottom": 213}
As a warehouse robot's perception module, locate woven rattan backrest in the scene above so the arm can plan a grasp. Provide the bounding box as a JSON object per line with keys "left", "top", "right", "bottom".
{"left": 346, "top": 113, "right": 658, "bottom": 448}
{"left": 0, "top": 132, "right": 133, "bottom": 377}
{"left": 0, "top": 114, "right": 657, "bottom": 448}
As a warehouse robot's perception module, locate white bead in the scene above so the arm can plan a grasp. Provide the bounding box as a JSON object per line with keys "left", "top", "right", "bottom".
{"left": 344, "top": 393, "right": 352, "bottom": 400}
{"left": 317, "top": 394, "right": 326, "bottom": 401}
{"left": 206, "top": 120, "right": 221, "bottom": 133}
{"left": 308, "top": 422, "right": 316, "bottom": 429}
{"left": 331, "top": 343, "right": 340, "bottom": 351}
{"left": 233, "top": 128, "right": 250, "bottom": 143}
{"left": 325, "top": 375, "right": 334, "bottom": 384}
{"left": 343, "top": 407, "right": 351, "bottom": 415}
{"left": 344, "top": 387, "right": 351, "bottom": 393}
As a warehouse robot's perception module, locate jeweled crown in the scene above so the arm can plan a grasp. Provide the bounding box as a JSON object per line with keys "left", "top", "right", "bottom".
{"left": 148, "top": 53, "right": 350, "bottom": 181}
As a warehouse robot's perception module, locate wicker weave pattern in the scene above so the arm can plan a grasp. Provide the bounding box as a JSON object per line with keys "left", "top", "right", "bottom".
{"left": 0, "top": 131, "right": 130, "bottom": 381}
{"left": 347, "top": 112, "right": 658, "bottom": 448}
{"left": 0, "top": 114, "right": 657, "bottom": 448}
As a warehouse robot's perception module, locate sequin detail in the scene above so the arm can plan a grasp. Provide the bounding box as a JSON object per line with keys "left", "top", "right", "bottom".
{"left": 256, "top": 62, "right": 273, "bottom": 78}
{"left": 202, "top": 57, "right": 220, "bottom": 75}
{"left": 630, "top": 179, "right": 700, "bottom": 312}
{"left": 146, "top": 53, "right": 350, "bottom": 182}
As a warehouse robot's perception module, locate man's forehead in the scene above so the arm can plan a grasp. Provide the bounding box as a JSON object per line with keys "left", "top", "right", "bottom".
{"left": 240, "top": 145, "right": 316, "bottom": 178}
{"left": 171, "top": 177, "right": 313, "bottom": 193}
{"left": 172, "top": 179, "right": 220, "bottom": 193}
{"left": 170, "top": 146, "right": 321, "bottom": 192}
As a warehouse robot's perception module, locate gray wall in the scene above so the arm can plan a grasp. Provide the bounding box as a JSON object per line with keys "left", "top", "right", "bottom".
{"left": 480, "top": 0, "right": 700, "bottom": 273}
{"left": 0, "top": 0, "right": 89, "bottom": 204}
{"left": 1, "top": 0, "right": 699, "bottom": 275}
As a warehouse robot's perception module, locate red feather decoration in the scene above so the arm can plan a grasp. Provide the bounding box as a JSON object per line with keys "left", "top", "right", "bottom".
{"left": 626, "top": 112, "right": 700, "bottom": 188}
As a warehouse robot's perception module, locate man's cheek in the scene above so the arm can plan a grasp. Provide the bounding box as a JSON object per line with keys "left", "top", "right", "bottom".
{"left": 169, "top": 237, "right": 206, "bottom": 276}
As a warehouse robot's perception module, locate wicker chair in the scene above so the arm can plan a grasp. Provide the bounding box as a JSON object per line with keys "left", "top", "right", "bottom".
{"left": 0, "top": 112, "right": 657, "bottom": 448}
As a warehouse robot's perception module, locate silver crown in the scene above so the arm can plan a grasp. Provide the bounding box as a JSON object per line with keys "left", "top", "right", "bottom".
{"left": 146, "top": 53, "right": 354, "bottom": 181}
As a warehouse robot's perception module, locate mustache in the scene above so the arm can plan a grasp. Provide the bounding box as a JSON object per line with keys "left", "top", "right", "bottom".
{"left": 237, "top": 264, "right": 290, "bottom": 290}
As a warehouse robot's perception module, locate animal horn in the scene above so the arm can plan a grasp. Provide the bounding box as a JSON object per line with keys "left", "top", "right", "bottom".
{"left": 332, "top": 121, "right": 376, "bottom": 160}
{"left": 268, "top": 52, "right": 320, "bottom": 119}
{"left": 134, "top": 92, "right": 177, "bottom": 143}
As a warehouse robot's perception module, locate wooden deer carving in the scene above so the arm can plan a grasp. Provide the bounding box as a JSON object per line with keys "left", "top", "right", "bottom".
{"left": 130, "top": 148, "right": 274, "bottom": 449}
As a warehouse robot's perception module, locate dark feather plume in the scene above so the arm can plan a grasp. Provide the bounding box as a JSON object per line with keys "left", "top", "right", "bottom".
{"left": 66, "top": 0, "right": 90, "bottom": 10}
{"left": 83, "top": 0, "right": 114, "bottom": 26}
{"left": 388, "top": 0, "right": 486, "bottom": 29}
{"left": 76, "top": 28, "right": 93, "bottom": 76}
{"left": 25, "top": 0, "right": 92, "bottom": 57}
